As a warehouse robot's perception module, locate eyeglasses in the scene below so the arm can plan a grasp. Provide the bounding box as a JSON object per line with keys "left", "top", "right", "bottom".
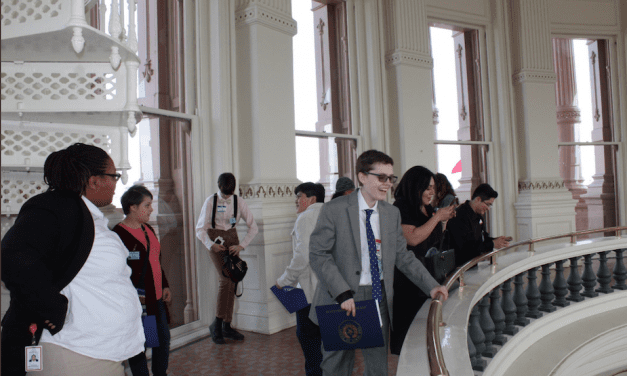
{"left": 101, "top": 173, "right": 122, "bottom": 182}
{"left": 366, "top": 172, "right": 398, "bottom": 184}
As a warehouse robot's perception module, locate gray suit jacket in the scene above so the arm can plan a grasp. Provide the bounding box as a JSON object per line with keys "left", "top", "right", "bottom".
{"left": 308, "top": 190, "right": 439, "bottom": 327}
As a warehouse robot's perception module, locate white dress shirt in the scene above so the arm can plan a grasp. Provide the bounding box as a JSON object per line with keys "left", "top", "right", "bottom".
{"left": 39, "top": 197, "right": 145, "bottom": 361}
{"left": 195, "top": 192, "right": 258, "bottom": 250}
{"left": 277, "top": 202, "right": 323, "bottom": 303}
{"left": 358, "top": 190, "right": 382, "bottom": 286}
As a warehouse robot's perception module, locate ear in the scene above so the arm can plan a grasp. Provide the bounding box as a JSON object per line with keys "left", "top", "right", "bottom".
{"left": 357, "top": 172, "right": 367, "bottom": 186}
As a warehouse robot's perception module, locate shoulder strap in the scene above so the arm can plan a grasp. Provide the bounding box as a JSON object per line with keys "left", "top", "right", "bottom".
{"left": 231, "top": 195, "right": 238, "bottom": 228}
{"left": 138, "top": 224, "right": 152, "bottom": 290}
{"left": 211, "top": 194, "right": 218, "bottom": 229}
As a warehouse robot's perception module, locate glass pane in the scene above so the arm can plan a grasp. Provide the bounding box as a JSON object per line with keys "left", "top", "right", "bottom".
{"left": 558, "top": 145, "right": 619, "bottom": 237}
{"left": 435, "top": 144, "right": 489, "bottom": 204}
{"left": 113, "top": 114, "right": 198, "bottom": 328}
{"left": 296, "top": 136, "right": 357, "bottom": 199}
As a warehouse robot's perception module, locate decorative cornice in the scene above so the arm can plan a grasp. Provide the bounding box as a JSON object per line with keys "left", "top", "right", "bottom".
{"left": 239, "top": 183, "right": 297, "bottom": 199}
{"left": 235, "top": 3, "right": 297, "bottom": 36}
{"left": 518, "top": 179, "right": 566, "bottom": 192}
{"left": 385, "top": 49, "right": 432, "bottom": 69}
{"left": 512, "top": 70, "right": 557, "bottom": 85}
{"left": 556, "top": 109, "right": 581, "bottom": 124}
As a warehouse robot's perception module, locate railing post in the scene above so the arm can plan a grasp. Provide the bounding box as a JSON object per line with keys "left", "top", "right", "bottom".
{"left": 613, "top": 249, "right": 627, "bottom": 290}
{"left": 479, "top": 295, "right": 496, "bottom": 357}
{"left": 595, "top": 251, "right": 614, "bottom": 293}
{"left": 566, "top": 257, "right": 585, "bottom": 302}
{"left": 539, "top": 263, "right": 557, "bottom": 312}
{"left": 581, "top": 254, "right": 599, "bottom": 297}
{"left": 490, "top": 286, "right": 507, "bottom": 345}
{"left": 553, "top": 259, "right": 570, "bottom": 307}
{"left": 468, "top": 304, "right": 486, "bottom": 371}
{"left": 525, "top": 267, "right": 543, "bottom": 318}
{"left": 513, "top": 273, "right": 530, "bottom": 326}
{"left": 500, "top": 279, "right": 518, "bottom": 335}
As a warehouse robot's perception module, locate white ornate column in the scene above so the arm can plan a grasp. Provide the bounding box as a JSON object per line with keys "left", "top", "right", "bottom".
{"left": 384, "top": 0, "right": 435, "bottom": 172}
{"left": 510, "top": 0, "right": 577, "bottom": 240}
{"left": 234, "top": 0, "right": 301, "bottom": 334}
{"left": 553, "top": 38, "right": 588, "bottom": 231}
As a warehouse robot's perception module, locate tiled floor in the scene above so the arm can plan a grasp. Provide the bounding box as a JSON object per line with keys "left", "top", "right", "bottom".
{"left": 166, "top": 326, "right": 399, "bottom": 376}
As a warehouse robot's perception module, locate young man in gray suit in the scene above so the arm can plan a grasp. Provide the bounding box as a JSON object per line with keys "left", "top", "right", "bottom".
{"left": 308, "top": 150, "right": 449, "bottom": 375}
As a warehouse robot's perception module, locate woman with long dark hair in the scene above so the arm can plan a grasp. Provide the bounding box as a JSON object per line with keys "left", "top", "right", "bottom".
{"left": 389, "top": 166, "right": 456, "bottom": 355}
{"left": 113, "top": 185, "right": 172, "bottom": 376}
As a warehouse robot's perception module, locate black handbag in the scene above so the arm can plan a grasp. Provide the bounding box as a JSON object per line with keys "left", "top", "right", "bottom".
{"left": 424, "top": 229, "right": 456, "bottom": 284}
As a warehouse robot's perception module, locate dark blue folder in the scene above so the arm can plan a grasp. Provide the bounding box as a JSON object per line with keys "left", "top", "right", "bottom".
{"left": 270, "top": 285, "right": 309, "bottom": 313}
{"left": 315, "top": 299, "right": 384, "bottom": 351}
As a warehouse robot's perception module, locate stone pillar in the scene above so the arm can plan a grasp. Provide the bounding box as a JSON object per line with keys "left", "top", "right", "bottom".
{"left": 553, "top": 38, "right": 588, "bottom": 231}
{"left": 234, "top": 0, "right": 301, "bottom": 334}
{"left": 384, "top": 0, "right": 436, "bottom": 172}
{"left": 510, "top": 0, "right": 577, "bottom": 239}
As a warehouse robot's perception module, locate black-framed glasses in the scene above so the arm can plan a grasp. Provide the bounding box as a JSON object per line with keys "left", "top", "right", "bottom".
{"left": 101, "top": 173, "right": 122, "bottom": 182}
{"left": 366, "top": 172, "right": 398, "bottom": 184}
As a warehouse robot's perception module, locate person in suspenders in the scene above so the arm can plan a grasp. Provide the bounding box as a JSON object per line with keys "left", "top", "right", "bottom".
{"left": 195, "top": 173, "right": 258, "bottom": 344}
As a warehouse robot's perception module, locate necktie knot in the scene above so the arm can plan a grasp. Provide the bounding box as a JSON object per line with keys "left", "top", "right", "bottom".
{"left": 365, "top": 209, "right": 373, "bottom": 219}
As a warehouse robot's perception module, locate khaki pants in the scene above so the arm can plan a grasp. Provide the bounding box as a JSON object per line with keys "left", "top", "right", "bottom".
{"left": 29, "top": 342, "right": 125, "bottom": 376}
{"left": 209, "top": 249, "right": 236, "bottom": 322}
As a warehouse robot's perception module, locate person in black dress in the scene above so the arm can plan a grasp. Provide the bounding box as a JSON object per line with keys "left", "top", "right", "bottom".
{"left": 390, "top": 166, "right": 456, "bottom": 355}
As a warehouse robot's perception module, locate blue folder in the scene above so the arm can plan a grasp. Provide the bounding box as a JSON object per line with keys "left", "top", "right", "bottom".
{"left": 315, "top": 299, "right": 384, "bottom": 351}
{"left": 270, "top": 285, "right": 309, "bottom": 313}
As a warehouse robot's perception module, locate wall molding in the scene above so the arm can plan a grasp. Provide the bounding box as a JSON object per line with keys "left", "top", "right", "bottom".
{"left": 239, "top": 183, "right": 297, "bottom": 199}
{"left": 518, "top": 179, "right": 566, "bottom": 192}
{"left": 512, "top": 69, "right": 557, "bottom": 84}
{"left": 234, "top": 3, "right": 297, "bottom": 36}
{"left": 385, "top": 49, "right": 433, "bottom": 69}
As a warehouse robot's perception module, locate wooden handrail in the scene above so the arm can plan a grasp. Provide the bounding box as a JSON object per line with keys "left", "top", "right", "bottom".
{"left": 426, "top": 226, "right": 627, "bottom": 376}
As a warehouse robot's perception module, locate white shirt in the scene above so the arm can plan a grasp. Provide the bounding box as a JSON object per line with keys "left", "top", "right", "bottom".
{"left": 358, "top": 190, "right": 382, "bottom": 286}
{"left": 195, "top": 192, "right": 258, "bottom": 250}
{"left": 277, "top": 202, "right": 323, "bottom": 303}
{"left": 39, "top": 197, "right": 145, "bottom": 361}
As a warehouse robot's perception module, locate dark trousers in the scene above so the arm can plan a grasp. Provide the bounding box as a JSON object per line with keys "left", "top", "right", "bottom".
{"left": 129, "top": 299, "right": 171, "bottom": 376}
{"left": 296, "top": 304, "right": 323, "bottom": 376}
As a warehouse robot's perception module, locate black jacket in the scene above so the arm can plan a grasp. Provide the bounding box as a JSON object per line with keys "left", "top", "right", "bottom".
{"left": 447, "top": 200, "right": 494, "bottom": 267}
{"left": 2, "top": 190, "right": 95, "bottom": 375}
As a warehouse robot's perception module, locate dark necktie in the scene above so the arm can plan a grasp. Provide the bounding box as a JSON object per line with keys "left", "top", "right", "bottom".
{"left": 365, "top": 209, "right": 382, "bottom": 302}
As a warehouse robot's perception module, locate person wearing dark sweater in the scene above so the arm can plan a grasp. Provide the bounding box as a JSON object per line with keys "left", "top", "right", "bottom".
{"left": 113, "top": 185, "right": 171, "bottom": 376}
{"left": 447, "top": 183, "right": 512, "bottom": 267}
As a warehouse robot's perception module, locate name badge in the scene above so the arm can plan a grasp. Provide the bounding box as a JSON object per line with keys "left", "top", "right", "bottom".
{"left": 230, "top": 217, "right": 237, "bottom": 225}
{"left": 128, "top": 251, "right": 140, "bottom": 260}
{"left": 25, "top": 346, "right": 42, "bottom": 371}
{"left": 217, "top": 205, "right": 227, "bottom": 213}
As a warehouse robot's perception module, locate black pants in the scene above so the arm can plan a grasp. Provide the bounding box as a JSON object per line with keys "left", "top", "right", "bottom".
{"left": 296, "top": 304, "right": 323, "bottom": 376}
{"left": 129, "top": 299, "right": 171, "bottom": 376}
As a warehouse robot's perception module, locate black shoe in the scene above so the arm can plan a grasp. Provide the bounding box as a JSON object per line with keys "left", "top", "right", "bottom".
{"left": 209, "top": 319, "right": 225, "bottom": 344}
{"left": 222, "top": 322, "right": 245, "bottom": 340}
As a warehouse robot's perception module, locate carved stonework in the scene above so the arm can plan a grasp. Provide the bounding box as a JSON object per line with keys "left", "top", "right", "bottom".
{"left": 385, "top": 50, "right": 433, "bottom": 69}
{"left": 518, "top": 180, "right": 566, "bottom": 192}
{"left": 512, "top": 70, "right": 557, "bottom": 85}
{"left": 234, "top": 3, "right": 297, "bottom": 36}
{"left": 239, "top": 183, "right": 297, "bottom": 199}
{"left": 556, "top": 109, "right": 581, "bottom": 123}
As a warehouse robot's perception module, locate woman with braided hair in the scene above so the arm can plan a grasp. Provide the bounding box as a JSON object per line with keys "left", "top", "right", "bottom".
{"left": 2, "top": 143, "right": 145, "bottom": 376}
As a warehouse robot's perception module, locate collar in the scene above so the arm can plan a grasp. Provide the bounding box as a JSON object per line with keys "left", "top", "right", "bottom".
{"left": 82, "top": 196, "right": 104, "bottom": 220}
{"left": 218, "top": 192, "right": 232, "bottom": 203}
{"left": 358, "top": 189, "right": 379, "bottom": 213}
{"left": 303, "top": 202, "right": 323, "bottom": 214}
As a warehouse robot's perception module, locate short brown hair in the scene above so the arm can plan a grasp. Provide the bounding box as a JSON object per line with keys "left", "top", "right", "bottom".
{"left": 218, "top": 173, "right": 236, "bottom": 195}
{"left": 355, "top": 150, "right": 393, "bottom": 186}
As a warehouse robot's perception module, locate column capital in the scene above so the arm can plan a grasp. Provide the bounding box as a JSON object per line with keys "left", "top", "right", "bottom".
{"left": 512, "top": 69, "right": 557, "bottom": 85}
{"left": 239, "top": 180, "right": 301, "bottom": 200}
{"left": 385, "top": 49, "right": 433, "bottom": 69}
{"left": 518, "top": 179, "right": 566, "bottom": 192}
{"left": 235, "top": 2, "right": 297, "bottom": 36}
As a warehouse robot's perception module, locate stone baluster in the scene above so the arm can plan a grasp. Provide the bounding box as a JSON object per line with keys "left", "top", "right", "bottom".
{"left": 468, "top": 304, "right": 486, "bottom": 371}
{"left": 109, "top": 0, "right": 122, "bottom": 40}
{"left": 595, "top": 251, "right": 614, "bottom": 293}
{"left": 479, "top": 295, "right": 496, "bottom": 357}
{"left": 613, "top": 249, "right": 627, "bottom": 290}
{"left": 468, "top": 330, "right": 486, "bottom": 371}
{"left": 553, "top": 259, "right": 570, "bottom": 307}
{"left": 127, "top": 0, "right": 138, "bottom": 53}
{"left": 490, "top": 286, "right": 507, "bottom": 345}
{"left": 539, "top": 263, "right": 556, "bottom": 313}
{"left": 566, "top": 257, "right": 585, "bottom": 302}
{"left": 525, "top": 267, "right": 543, "bottom": 318}
{"left": 501, "top": 279, "right": 519, "bottom": 335}
{"left": 513, "top": 273, "right": 530, "bottom": 326}
{"left": 581, "top": 254, "right": 599, "bottom": 297}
